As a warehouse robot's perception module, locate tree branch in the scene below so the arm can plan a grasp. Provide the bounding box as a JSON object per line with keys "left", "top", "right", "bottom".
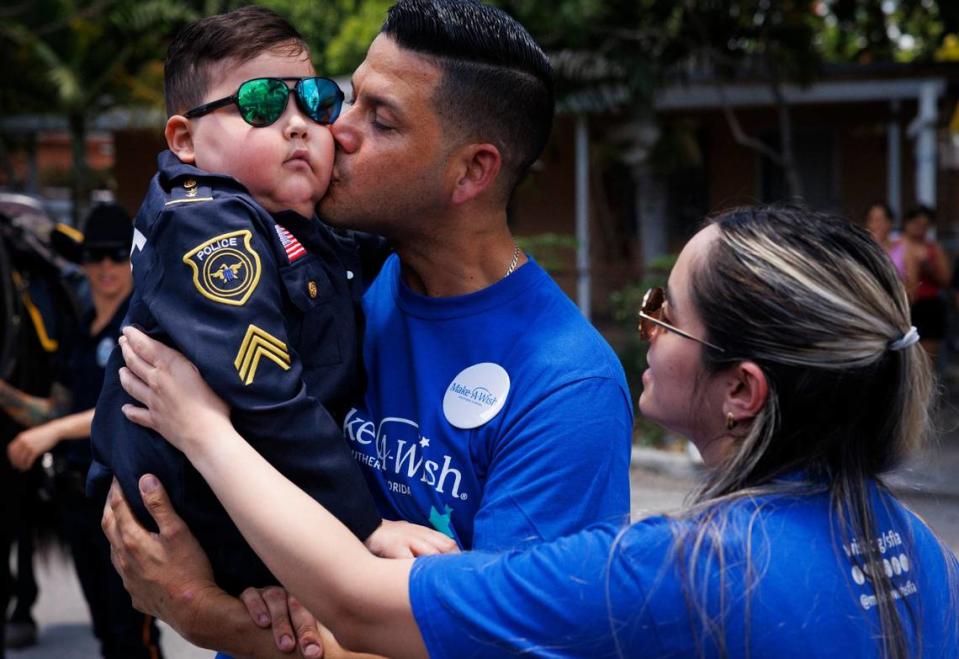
{"left": 715, "top": 81, "right": 784, "bottom": 166}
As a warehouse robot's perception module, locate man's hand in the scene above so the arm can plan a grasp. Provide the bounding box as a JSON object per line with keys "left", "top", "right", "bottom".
{"left": 364, "top": 519, "right": 458, "bottom": 558}
{"left": 6, "top": 423, "right": 60, "bottom": 471}
{"left": 101, "top": 475, "right": 221, "bottom": 642}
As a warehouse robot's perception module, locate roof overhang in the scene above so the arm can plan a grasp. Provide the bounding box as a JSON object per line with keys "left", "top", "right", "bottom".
{"left": 655, "top": 77, "right": 949, "bottom": 111}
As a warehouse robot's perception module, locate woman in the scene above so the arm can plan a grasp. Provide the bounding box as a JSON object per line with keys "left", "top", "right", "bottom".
{"left": 900, "top": 205, "right": 951, "bottom": 361}
{"left": 864, "top": 202, "right": 912, "bottom": 285}
{"left": 110, "top": 206, "right": 959, "bottom": 657}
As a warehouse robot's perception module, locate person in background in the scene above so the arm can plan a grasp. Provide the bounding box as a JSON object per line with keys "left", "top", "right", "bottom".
{"left": 3, "top": 203, "right": 162, "bottom": 659}
{"left": 0, "top": 219, "right": 83, "bottom": 654}
{"left": 900, "top": 204, "right": 951, "bottom": 362}
{"left": 865, "top": 201, "right": 919, "bottom": 297}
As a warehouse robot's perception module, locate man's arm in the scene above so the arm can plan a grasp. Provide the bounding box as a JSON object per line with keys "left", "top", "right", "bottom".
{"left": 471, "top": 376, "right": 633, "bottom": 550}
{"left": 0, "top": 380, "right": 70, "bottom": 428}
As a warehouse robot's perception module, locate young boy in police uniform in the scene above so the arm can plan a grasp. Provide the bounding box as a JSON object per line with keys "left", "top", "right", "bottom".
{"left": 89, "top": 6, "right": 407, "bottom": 595}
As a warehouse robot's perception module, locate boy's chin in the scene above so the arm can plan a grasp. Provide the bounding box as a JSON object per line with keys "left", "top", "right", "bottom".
{"left": 288, "top": 204, "right": 318, "bottom": 218}
{"left": 261, "top": 198, "right": 321, "bottom": 219}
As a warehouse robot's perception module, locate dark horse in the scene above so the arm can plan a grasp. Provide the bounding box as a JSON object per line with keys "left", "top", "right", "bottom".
{"left": 0, "top": 194, "right": 84, "bottom": 655}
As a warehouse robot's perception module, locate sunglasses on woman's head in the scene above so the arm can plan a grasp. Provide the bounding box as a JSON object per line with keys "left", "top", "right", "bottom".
{"left": 637, "top": 287, "right": 724, "bottom": 352}
{"left": 184, "top": 77, "right": 345, "bottom": 127}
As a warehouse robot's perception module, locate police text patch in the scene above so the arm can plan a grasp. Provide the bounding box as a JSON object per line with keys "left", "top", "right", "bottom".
{"left": 182, "top": 230, "right": 261, "bottom": 306}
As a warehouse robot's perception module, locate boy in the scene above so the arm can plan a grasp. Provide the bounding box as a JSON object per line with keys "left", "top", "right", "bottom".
{"left": 90, "top": 6, "right": 389, "bottom": 595}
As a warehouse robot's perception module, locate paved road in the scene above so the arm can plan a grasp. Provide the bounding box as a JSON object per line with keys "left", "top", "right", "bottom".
{"left": 7, "top": 547, "right": 207, "bottom": 659}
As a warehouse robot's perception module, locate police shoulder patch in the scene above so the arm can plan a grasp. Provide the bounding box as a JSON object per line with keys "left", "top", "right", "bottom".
{"left": 182, "top": 230, "right": 261, "bottom": 306}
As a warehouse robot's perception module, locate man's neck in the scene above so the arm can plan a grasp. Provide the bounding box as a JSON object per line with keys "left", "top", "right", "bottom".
{"left": 393, "top": 211, "right": 526, "bottom": 298}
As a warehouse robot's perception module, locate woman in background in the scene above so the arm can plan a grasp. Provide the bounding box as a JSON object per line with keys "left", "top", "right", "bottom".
{"left": 900, "top": 205, "right": 951, "bottom": 362}
{"left": 865, "top": 201, "right": 912, "bottom": 283}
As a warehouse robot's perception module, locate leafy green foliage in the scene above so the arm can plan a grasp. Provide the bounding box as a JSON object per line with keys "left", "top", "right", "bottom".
{"left": 257, "top": 0, "right": 390, "bottom": 76}
{"left": 514, "top": 233, "right": 577, "bottom": 273}
{"left": 0, "top": 0, "right": 198, "bottom": 219}
{"left": 1, "top": 0, "right": 196, "bottom": 117}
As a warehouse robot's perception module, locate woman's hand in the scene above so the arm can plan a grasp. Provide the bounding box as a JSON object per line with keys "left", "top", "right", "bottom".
{"left": 6, "top": 423, "right": 60, "bottom": 471}
{"left": 241, "top": 587, "right": 388, "bottom": 659}
{"left": 241, "top": 586, "right": 324, "bottom": 657}
{"left": 118, "top": 326, "right": 229, "bottom": 458}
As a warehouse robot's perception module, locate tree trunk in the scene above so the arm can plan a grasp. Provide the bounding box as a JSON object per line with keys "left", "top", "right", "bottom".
{"left": 769, "top": 75, "right": 804, "bottom": 201}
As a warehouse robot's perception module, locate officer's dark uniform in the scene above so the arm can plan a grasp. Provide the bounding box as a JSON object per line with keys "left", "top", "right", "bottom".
{"left": 90, "top": 151, "right": 382, "bottom": 595}
{"left": 57, "top": 294, "right": 163, "bottom": 659}
{"left": 1, "top": 267, "right": 79, "bottom": 654}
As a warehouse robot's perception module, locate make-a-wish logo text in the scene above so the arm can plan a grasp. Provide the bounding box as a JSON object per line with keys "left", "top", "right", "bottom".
{"left": 344, "top": 408, "right": 470, "bottom": 501}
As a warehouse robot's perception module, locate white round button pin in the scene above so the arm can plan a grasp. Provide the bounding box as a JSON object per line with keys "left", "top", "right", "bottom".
{"left": 443, "top": 363, "right": 510, "bottom": 429}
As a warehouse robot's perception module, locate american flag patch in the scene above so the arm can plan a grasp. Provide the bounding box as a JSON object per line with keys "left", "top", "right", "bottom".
{"left": 274, "top": 224, "right": 306, "bottom": 263}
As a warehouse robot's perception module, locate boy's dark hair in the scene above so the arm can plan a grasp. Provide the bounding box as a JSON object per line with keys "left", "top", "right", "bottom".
{"left": 164, "top": 6, "right": 309, "bottom": 116}
{"left": 381, "top": 0, "right": 554, "bottom": 202}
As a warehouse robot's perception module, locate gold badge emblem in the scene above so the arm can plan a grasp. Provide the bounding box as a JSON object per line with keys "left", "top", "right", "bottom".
{"left": 307, "top": 280, "right": 318, "bottom": 299}
{"left": 234, "top": 324, "right": 291, "bottom": 385}
{"left": 182, "top": 230, "right": 261, "bottom": 306}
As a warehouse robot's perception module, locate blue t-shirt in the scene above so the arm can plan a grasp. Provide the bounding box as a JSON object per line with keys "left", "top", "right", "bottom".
{"left": 410, "top": 482, "right": 959, "bottom": 657}
{"left": 346, "top": 254, "right": 633, "bottom": 550}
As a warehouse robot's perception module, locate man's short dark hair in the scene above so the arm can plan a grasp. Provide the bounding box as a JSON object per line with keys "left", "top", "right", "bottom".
{"left": 381, "top": 0, "right": 554, "bottom": 201}
{"left": 164, "top": 6, "right": 309, "bottom": 116}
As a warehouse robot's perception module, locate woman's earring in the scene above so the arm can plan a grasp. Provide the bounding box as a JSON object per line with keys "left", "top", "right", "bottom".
{"left": 725, "top": 412, "right": 736, "bottom": 431}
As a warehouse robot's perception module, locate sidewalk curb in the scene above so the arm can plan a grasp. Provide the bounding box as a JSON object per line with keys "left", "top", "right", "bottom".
{"left": 631, "top": 447, "right": 959, "bottom": 500}
{"left": 885, "top": 470, "right": 959, "bottom": 500}
{"left": 631, "top": 446, "right": 700, "bottom": 482}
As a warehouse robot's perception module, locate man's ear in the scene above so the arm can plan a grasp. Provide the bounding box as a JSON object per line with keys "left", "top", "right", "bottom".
{"left": 450, "top": 143, "right": 501, "bottom": 206}
{"left": 723, "top": 361, "right": 768, "bottom": 426}
{"left": 165, "top": 115, "right": 196, "bottom": 164}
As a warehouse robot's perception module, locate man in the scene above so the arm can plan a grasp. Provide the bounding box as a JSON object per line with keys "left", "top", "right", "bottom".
{"left": 104, "top": 1, "right": 633, "bottom": 655}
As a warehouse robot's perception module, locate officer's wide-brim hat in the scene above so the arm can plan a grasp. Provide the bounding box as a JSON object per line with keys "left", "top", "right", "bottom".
{"left": 53, "top": 203, "right": 133, "bottom": 263}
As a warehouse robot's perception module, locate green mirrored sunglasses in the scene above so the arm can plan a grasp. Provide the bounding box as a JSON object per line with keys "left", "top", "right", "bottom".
{"left": 183, "top": 77, "right": 344, "bottom": 127}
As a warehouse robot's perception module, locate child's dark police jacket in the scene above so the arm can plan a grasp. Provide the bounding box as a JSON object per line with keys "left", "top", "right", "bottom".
{"left": 90, "top": 151, "right": 382, "bottom": 594}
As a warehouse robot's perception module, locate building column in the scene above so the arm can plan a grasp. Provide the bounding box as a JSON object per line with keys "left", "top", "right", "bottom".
{"left": 636, "top": 165, "right": 668, "bottom": 266}
{"left": 887, "top": 100, "right": 901, "bottom": 222}
{"left": 574, "top": 115, "right": 591, "bottom": 320}
{"left": 911, "top": 82, "right": 941, "bottom": 207}
{"left": 617, "top": 120, "right": 667, "bottom": 269}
